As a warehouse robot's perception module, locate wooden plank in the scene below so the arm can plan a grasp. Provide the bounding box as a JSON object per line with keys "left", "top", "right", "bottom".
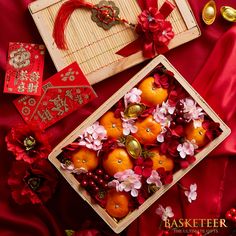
{"left": 48, "top": 55, "right": 231, "bottom": 234}
{"left": 29, "top": 0, "right": 62, "bottom": 14}
{"left": 175, "top": 0, "right": 197, "bottom": 29}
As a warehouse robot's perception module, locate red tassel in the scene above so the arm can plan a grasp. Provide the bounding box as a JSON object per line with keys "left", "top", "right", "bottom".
{"left": 53, "top": 0, "right": 94, "bottom": 50}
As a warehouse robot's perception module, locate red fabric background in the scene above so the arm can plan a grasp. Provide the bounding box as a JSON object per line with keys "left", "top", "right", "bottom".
{"left": 0, "top": 0, "right": 236, "bottom": 235}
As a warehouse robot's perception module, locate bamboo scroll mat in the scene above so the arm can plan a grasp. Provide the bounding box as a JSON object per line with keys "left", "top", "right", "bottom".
{"left": 29, "top": 0, "right": 200, "bottom": 84}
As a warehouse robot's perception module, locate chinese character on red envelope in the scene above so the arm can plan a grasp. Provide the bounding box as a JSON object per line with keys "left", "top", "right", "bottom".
{"left": 13, "top": 62, "right": 97, "bottom": 129}
{"left": 4, "top": 42, "right": 45, "bottom": 96}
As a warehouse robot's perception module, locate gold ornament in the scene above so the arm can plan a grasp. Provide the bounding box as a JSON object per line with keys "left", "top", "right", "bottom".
{"left": 124, "top": 103, "right": 146, "bottom": 118}
{"left": 125, "top": 135, "right": 142, "bottom": 159}
{"left": 220, "top": 6, "right": 236, "bottom": 22}
{"left": 202, "top": 0, "right": 216, "bottom": 25}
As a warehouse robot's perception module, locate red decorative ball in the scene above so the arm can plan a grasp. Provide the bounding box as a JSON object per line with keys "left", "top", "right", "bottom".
{"left": 176, "top": 117, "right": 184, "bottom": 124}
{"left": 93, "top": 175, "right": 99, "bottom": 181}
{"left": 93, "top": 186, "right": 99, "bottom": 192}
{"left": 96, "top": 169, "right": 104, "bottom": 175}
{"left": 232, "top": 215, "right": 236, "bottom": 222}
{"left": 103, "top": 174, "right": 110, "bottom": 181}
{"left": 226, "top": 211, "right": 232, "bottom": 220}
{"left": 98, "top": 178, "right": 104, "bottom": 185}
{"left": 176, "top": 101, "right": 184, "bottom": 110}
{"left": 230, "top": 208, "right": 236, "bottom": 215}
{"left": 163, "top": 230, "right": 169, "bottom": 235}
{"left": 88, "top": 180, "right": 96, "bottom": 187}
{"left": 81, "top": 180, "right": 88, "bottom": 187}
{"left": 86, "top": 171, "right": 93, "bottom": 178}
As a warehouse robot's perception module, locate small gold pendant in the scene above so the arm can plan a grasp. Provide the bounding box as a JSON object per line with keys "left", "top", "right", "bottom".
{"left": 202, "top": 0, "right": 217, "bottom": 25}
{"left": 220, "top": 6, "right": 236, "bottom": 23}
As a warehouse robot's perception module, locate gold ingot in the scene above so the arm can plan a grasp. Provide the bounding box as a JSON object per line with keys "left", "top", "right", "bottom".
{"left": 124, "top": 103, "right": 146, "bottom": 118}
{"left": 202, "top": 0, "right": 216, "bottom": 25}
{"left": 125, "top": 135, "right": 142, "bottom": 159}
{"left": 220, "top": 6, "right": 236, "bottom": 23}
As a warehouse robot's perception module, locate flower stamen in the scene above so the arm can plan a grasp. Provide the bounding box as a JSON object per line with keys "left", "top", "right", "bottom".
{"left": 23, "top": 136, "right": 36, "bottom": 151}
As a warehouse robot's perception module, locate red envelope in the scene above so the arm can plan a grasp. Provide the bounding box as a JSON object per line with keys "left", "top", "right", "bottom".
{"left": 13, "top": 62, "right": 97, "bottom": 129}
{"left": 4, "top": 42, "right": 45, "bottom": 96}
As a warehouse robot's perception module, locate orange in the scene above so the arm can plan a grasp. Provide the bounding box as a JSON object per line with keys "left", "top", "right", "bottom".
{"left": 102, "top": 148, "right": 133, "bottom": 176}
{"left": 105, "top": 189, "right": 130, "bottom": 219}
{"left": 138, "top": 77, "right": 168, "bottom": 107}
{"left": 185, "top": 122, "right": 208, "bottom": 147}
{"left": 133, "top": 115, "right": 161, "bottom": 145}
{"left": 150, "top": 148, "right": 174, "bottom": 171}
{"left": 71, "top": 147, "right": 99, "bottom": 171}
{"left": 100, "top": 111, "right": 123, "bottom": 139}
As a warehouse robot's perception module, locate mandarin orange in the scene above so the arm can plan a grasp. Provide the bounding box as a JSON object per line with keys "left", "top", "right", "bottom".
{"left": 105, "top": 189, "right": 130, "bottom": 219}
{"left": 102, "top": 148, "right": 133, "bottom": 176}
{"left": 150, "top": 148, "right": 174, "bottom": 171}
{"left": 138, "top": 77, "right": 168, "bottom": 107}
{"left": 100, "top": 111, "right": 123, "bottom": 139}
{"left": 185, "top": 122, "right": 208, "bottom": 147}
{"left": 71, "top": 147, "right": 99, "bottom": 171}
{"left": 133, "top": 115, "right": 161, "bottom": 145}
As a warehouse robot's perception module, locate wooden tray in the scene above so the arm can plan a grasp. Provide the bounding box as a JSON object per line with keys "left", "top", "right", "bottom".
{"left": 48, "top": 55, "right": 230, "bottom": 233}
{"left": 29, "top": 0, "right": 200, "bottom": 85}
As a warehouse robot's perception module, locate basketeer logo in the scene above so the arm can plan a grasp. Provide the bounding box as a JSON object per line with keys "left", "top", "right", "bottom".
{"left": 163, "top": 218, "right": 228, "bottom": 234}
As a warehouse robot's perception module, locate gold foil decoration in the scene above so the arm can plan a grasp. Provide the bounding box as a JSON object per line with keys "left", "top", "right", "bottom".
{"left": 220, "top": 6, "right": 236, "bottom": 23}
{"left": 202, "top": 0, "right": 216, "bottom": 25}
{"left": 125, "top": 135, "right": 142, "bottom": 159}
{"left": 124, "top": 103, "right": 146, "bottom": 118}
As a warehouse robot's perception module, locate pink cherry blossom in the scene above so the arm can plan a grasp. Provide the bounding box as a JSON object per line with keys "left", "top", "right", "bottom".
{"left": 146, "top": 170, "right": 162, "bottom": 188}
{"left": 108, "top": 169, "right": 142, "bottom": 197}
{"left": 153, "top": 101, "right": 175, "bottom": 128}
{"left": 122, "top": 119, "right": 138, "bottom": 136}
{"left": 78, "top": 122, "right": 107, "bottom": 151}
{"left": 156, "top": 205, "right": 174, "bottom": 221}
{"left": 184, "top": 183, "right": 197, "bottom": 203}
{"left": 181, "top": 98, "right": 205, "bottom": 122}
{"left": 124, "top": 88, "right": 142, "bottom": 107}
{"left": 177, "top": 140, "right": 198, "bottom": 159}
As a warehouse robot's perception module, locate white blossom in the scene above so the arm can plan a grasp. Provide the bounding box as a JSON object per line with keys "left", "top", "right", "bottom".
{"left": 156, "top": 205, "right": 174, "bottom": 221}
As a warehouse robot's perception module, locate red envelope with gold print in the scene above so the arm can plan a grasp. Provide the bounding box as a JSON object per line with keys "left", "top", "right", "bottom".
{"left": 4, "top": 42, "right": 45, "bottom": 95}
{"left": 13, "top": 62, "right": 97, "bottom": 129}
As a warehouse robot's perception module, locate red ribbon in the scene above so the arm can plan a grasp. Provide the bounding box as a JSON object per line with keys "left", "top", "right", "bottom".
{"left": 116, "top": 0, "right": 175, "bottom": 58}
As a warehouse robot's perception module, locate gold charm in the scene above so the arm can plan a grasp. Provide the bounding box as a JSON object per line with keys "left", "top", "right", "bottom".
{"left": 220, "top": 6, "right": 236, "bottom": 23}
{"left": 202, "top": 0, "right": 216, "bottom": 25}
{"left": 125, "top": 135, "right": 142, "bottom": 159}
{"left": 124, "top": 103, "right": 146, "bottom": 118}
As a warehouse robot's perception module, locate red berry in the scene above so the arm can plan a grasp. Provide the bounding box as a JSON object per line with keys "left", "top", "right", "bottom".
{"left": 102, "top": 183, "right": 108, "bottom": 189}
{"left": 232, "top": 215, "right": 236, "bottom": 222}
{"left": 226, "top": 211, "right": 232, "bottom": 220}
{"left": 230, "top": 208, "right": 236, "bottom": 215}
{"left": 93, "top": 175, "right": 99, "bottom": 181}
{"left": 176, "top": 117, "right": 184, "bottom": 124}
{"left": 171, "top": 121, "right": 176, "bottom": 127}
{"left": 176, "top": 102, "right": 184, "bottom": 110}
{"left": 93, "top": 186, "right": 99, "bottom": 193}
{"left": 103, "top": 174, "right": 110, "bottom": 181}
{"left": 86, "top": 172, "right": 93, "bottom": 178}
{"left": 96, "top": 169, "right": 103, "bottom": 175}
{"left": 88, "top": 180, "right": 95, "bottom": 187}
{"left": 98, "top": 178, "right": 104, "bottom": 185}
{"left": 172, "top": 112, "right": 177, "bottom": 118}
{"left": 81, "top": 180, "right": 88, "bottom": 187}
{"left": 177, "top": 109, "right": 184, "bottom": 115}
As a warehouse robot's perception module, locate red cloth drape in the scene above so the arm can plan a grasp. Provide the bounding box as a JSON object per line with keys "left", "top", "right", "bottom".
{"left": 0, "top": 0, "right": 236, "bottom": 236}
